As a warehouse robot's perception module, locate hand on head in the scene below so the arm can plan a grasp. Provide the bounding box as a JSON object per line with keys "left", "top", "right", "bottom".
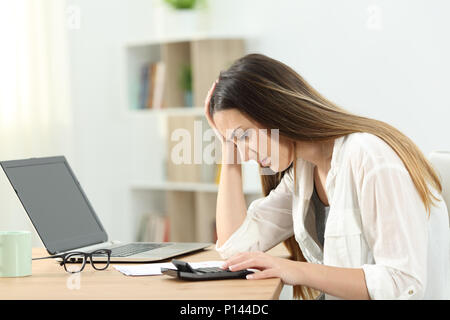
{"left": 204, "top": 79, "right": 224, "bottom": 142}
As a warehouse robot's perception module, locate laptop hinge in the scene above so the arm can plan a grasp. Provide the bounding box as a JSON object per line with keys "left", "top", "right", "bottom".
{"left": 60, "top": 240, "right": 122, "bottom": 254}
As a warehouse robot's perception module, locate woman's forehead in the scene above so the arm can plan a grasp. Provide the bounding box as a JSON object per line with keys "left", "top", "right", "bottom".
{"left": 213, "top": 109, "right": 259, "bottom": 130}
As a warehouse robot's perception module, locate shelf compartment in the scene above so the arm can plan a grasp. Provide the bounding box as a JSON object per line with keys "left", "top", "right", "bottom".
{"left": 130, "top": 181, "right": 262, "bottom": 195}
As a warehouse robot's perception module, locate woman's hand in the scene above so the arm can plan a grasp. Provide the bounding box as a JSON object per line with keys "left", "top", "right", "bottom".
{"left": 204, "top": 79, "right": 241, "bottom": 164}
{"left": 204, "top": 79, "right": 225, "bottom": 143}
{"left": 221, "top": 251, "right": 305, "bottom": 286}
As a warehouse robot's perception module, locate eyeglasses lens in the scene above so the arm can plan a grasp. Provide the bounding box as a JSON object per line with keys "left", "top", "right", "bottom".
{"left": 91, "top": 249, "right": 110, "bottom": 271}
{"left": 64, "top": 253, "right": 86, "bottom": 273}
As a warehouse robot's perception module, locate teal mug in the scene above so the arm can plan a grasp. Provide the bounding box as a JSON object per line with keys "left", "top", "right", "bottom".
{"left": 0, "top": 231, "right": 32, "bottom": 277}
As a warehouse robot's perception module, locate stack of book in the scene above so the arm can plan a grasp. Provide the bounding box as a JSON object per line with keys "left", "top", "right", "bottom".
{"left": 137, "top": 213, "right": 170, "bottom": 242}
{"left": 138, "top": 61, "right": 166, "bottom": 109}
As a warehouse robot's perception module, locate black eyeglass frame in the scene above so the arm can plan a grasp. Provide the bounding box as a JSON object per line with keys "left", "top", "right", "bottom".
{"left": 32, "top": 249, "right": 112, "bottom": 273}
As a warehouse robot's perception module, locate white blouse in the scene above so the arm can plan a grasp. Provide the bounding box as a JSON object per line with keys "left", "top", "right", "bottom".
{"left": 216, "top": 132, "right": 450, "bottom": 300}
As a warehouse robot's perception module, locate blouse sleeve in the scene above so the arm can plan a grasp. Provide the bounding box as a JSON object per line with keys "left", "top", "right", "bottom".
{"left": 359, "top": 163, "right": 428, "bottom": 300}
{"left": 215, "top": 167, "right": 295, "bottom": 259}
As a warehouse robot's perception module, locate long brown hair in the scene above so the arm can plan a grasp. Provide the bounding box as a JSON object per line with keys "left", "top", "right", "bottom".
{"left": 209, "top": 53, "right": 442, "bottom": 299}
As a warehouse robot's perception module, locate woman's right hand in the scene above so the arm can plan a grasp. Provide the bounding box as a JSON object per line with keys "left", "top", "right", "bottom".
{"left": 204, "top": 79, "right": 225, "bottom": 143}
{"left": 204, "top": 79, "right": 241, "bottom": 165}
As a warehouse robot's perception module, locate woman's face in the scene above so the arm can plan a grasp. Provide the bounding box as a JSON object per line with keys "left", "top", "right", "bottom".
{"left": 213, "top": 109, "right": 294, "bottom": 172}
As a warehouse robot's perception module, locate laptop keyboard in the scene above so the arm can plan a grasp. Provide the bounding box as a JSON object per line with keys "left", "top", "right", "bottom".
{"left": 110, "top": 243, "right": 171, "bottom": 257}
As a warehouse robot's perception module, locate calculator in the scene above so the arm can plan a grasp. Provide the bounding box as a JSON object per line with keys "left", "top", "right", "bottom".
{"left": 161, "top": 259, "right": 254, "bottom": 281}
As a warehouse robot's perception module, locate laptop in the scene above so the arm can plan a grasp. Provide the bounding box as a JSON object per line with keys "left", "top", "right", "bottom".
{"left": 0, "top": 156, "right": 211, "bottom": 262}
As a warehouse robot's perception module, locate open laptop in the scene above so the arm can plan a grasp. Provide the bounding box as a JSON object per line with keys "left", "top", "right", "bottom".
{"left": 0, "top": 156, "right": 211, "bottom": 262}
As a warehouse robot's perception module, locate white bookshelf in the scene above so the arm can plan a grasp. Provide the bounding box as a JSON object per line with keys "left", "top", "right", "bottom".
{"left": 123, "top": 34, "right": 261, "bottom": 243}
{"left": 131, "top": 181, "right": 262, "bottom": 194}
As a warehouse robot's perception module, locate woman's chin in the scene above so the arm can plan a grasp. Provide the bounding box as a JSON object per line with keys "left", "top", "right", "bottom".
{"left": 263, "top": 164, "right": 282, "bottom": 174}
{"left": 258, "top": 160, "right": 289, "bottom": 174}
{"left": 270, "top": 161, "right": 290, "bottom": 173}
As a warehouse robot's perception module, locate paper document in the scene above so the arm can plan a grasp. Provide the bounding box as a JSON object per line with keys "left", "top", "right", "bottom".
{"left": 113, "top": 260, "right": 225, "bottom": 276}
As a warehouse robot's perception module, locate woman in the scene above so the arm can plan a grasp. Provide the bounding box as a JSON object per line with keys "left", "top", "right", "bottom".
{"left": 204, "top": 53, "right": 450, "bottom": 300}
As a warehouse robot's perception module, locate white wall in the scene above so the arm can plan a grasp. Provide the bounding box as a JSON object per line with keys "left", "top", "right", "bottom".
{"left": 65, "top": 0, "right": 136, "bottom": 242}
{"left": 245, "top": 0, "right": 450, "bottom": 155}
{"left": 63, "top": 0, "right": 269, "bottom": 243}
{"left": 63, "top": 0, "right": 450, "bottom": 244}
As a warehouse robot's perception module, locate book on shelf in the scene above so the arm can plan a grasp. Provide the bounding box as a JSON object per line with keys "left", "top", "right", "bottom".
{"left": 145, "top": 63, "right": 156, "bottom": 109}
{"left": 137, "top": 213, "right": 170, "bottom": 242}
{"left": 138, "top": 63, "right": 149, "bottom": 110}
{"left": 152, "top": 62, "right": 166, "bottom": 109}
{"left": 139, "top": 61, "right": 166, "bottom": 109}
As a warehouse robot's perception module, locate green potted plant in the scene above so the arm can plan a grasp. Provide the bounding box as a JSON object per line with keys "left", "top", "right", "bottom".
{"left": 164, "top": 0, "right": 197, "bottom": 10}
{"left": 179, "top": 64, "right": 193, "bottom": 107}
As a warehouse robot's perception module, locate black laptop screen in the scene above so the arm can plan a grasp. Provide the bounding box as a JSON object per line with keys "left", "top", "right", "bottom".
{"left": 1, "top": 157, "right": 107, "bottom": 254}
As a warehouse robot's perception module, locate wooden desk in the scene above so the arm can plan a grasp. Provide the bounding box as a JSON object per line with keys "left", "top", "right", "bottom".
{"left": 0, "top": 244, "right": 289, "bottom": 300}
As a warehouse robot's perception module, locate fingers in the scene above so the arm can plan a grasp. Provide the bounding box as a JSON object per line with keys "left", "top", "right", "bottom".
{"left": 222, "top": 252, "right": 270, "bottom": 272}
{"left": 221, "top": 252, "right": 251, "bottom": 269}
{"left": 221, "top": 251, "right": 281, "bottom": 281}
{"left": 204, "top": 80, "right": 218, "bottom": 125}
{"left": 230, "top": 258, "right": 272, "bottom": 272}
{"left": 204, "top": 79, "right": 226, "bottom": 142}
{"left": 246, "top": 268, "right": 278, "bottom": 280}
{"left": 204, "top": 80, "right": 218, "bottom": 108}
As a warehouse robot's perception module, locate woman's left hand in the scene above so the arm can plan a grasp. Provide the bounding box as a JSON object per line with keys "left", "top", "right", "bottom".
{"left": 221, "top": 251, "right": 305, "bottom": 286}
